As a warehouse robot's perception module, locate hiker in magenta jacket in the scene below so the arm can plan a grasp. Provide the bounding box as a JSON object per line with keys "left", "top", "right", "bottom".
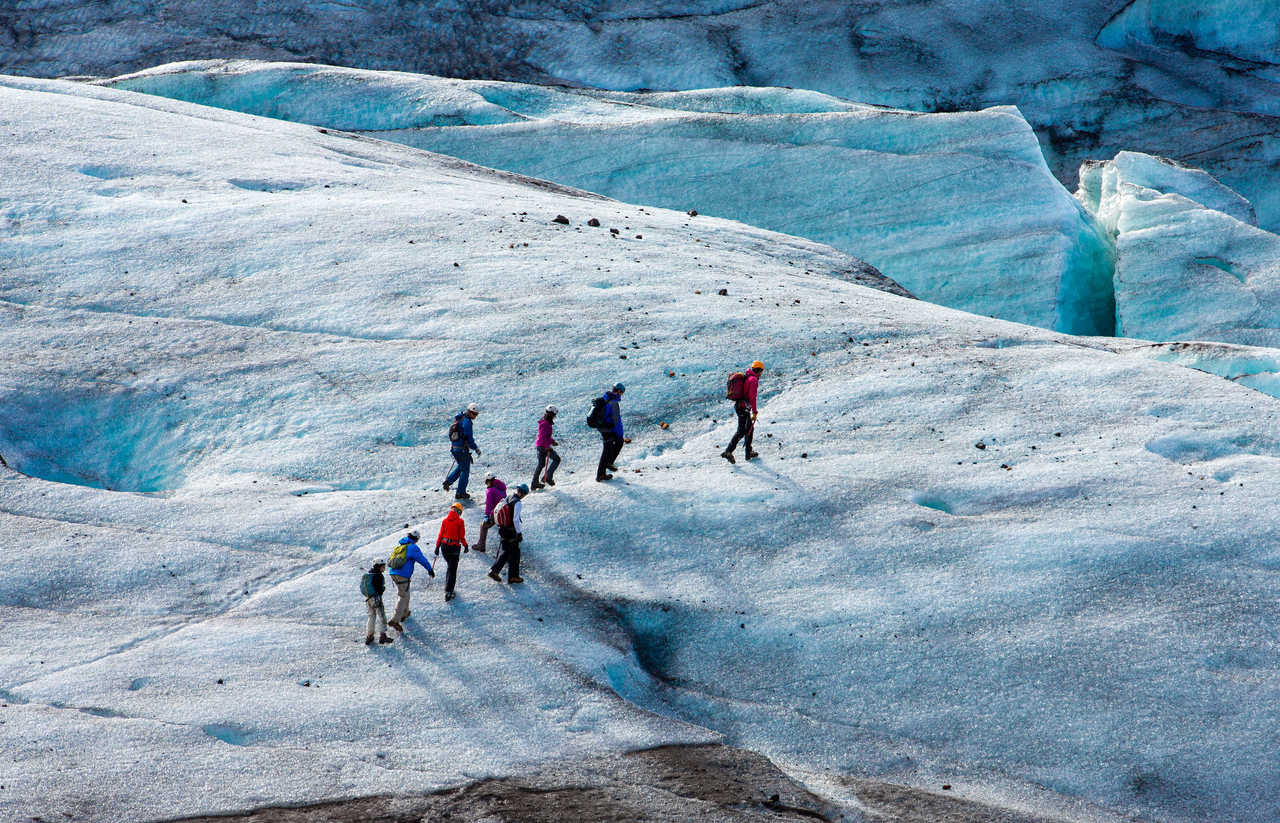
{"left": 531, "top": 405, "right": 561, "bottom": 490}
{"left": 476, "top": 473, "right": 507, "bottom": 552}
{"left": 722, "top": 360, "right": 764, "bottom": 463}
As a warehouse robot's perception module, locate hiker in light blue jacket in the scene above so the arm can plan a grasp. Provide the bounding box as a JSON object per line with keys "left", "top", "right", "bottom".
{"left": 387, "top": 530, "right": 433, "bottom": 633}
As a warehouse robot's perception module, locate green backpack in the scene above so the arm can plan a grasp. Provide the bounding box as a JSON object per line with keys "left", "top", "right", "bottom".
{"left": 388, "top": 542, "right": 408, "bottom": 570}
{"left": 360, "top": 572, "right": 377, "bottom": 598}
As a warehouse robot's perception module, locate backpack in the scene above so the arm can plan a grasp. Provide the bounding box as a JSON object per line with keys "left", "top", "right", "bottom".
{"left": 388, "top": 542, "right": 408, "bottom": 570}
{"left": 494, "top": 497, "right": 516, "bottom": 528}
{"left": 726, "top": 371, "right": 747, "bottom": 401}
{"left": 360, "top": 572, "right": 377, "bottom": 598}
{"left": 586, "top": 396, "right": 609, "bottom": 430}
{"left": 448, "top": 418, "right": 461, "bottom": 443}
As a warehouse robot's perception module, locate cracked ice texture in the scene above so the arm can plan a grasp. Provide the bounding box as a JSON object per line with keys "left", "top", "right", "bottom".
{"left": 105, "top": 61, "right": 1115, "bottom": 336}
{"left": 1079, "top": 152, "right": 1280, "bottom": 347}
{"left": 1099, "top": 1, "right": 1280, "bottom": 70}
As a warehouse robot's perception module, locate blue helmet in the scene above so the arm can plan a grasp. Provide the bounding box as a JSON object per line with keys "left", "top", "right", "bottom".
{"left": 516, "top": 483, "right": 530, "bottom": 495}
{"left": 612, "top": 382, "right": 625, "bottom": 393}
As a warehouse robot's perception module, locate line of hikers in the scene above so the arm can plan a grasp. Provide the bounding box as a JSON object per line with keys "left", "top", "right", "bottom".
{"left": 359, "top": 363, "right": 765, "bottom": 645}
{"left": 360, "top": 477, "right": 529, "bottom": 645}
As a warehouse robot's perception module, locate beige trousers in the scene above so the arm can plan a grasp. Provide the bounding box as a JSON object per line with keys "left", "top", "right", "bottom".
{"left": 390, "top": 575, "right": 412, "bottom": 623}
{"left": 365, "top": 596, "right": 387, "bottom": 636}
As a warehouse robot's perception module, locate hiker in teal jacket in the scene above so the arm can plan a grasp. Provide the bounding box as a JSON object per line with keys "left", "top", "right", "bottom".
{"left": 387, "top": 531, "right": 434, "bottom": 632}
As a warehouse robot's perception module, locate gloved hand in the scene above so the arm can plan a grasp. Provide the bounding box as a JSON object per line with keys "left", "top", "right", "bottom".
{"left": 434, "top": 548, "right": 440, "bottom": 557}
{"left": 473, "top": 448, "right": 481, "bottom": 456}
{"left": 428, "top": 569, "right": 436, "bottom": 578}
{"left": 752, "top": 412, "right": 758, "bottom": 422}
{"left": 623, "top": 437, "right": 632, "bottom": 444}
{"left": 464, "top": 545, "right": 469, "bottom": 553}
{"left": 516, "top": 533, "right": 523, "bottom": 543}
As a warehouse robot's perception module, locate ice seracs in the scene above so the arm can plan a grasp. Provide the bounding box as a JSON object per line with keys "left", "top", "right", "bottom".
{"left": 1078, "top": 151, "right": 1280, "bottom": 346}
{"left": 105, "top": 60, "right": 1115, "bottom": 336}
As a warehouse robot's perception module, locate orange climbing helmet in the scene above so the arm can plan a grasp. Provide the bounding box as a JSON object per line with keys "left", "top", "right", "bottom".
{"left": 750, "top": 360, "right": 765, "bottom": 371}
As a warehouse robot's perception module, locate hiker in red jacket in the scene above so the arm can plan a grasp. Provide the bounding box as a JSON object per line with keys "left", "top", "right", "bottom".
{"left": 721, "top": 360, "right": 763, "bottom": 464}
{"left": 434, "top": 502, "right": 469, "bottom": 602}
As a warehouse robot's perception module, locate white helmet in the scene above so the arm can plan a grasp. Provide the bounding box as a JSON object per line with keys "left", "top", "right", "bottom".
{"left": 466, "top": 402, "right": 481, "bottom": 414}
{"left": 484, "top": 471, "right": 496, "bottom": 481}
{"left": 545, "top": 404, "right": 558, "bottom": 415}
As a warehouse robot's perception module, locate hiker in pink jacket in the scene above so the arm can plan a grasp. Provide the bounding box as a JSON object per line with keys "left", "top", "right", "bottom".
{"left": 531, "top": 405, "right": 561, "bottom": 490}
{"left": 476, "top": 473, "right": 507, "bottom": 552}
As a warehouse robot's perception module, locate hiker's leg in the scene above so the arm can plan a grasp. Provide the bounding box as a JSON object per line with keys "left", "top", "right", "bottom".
{"left": 443, "top": 547, "right": 460, "bottom": 594}
{"left": 726, "top": 404, "right": 750, "bottom": 453}
{"left": 597, "top": 435, "right": 612, "bottom": 478}
{"left": 544, "top": 448, "right": 560, "bottom": 483}
{"left": 491, "top": 530, "right": 510, "bottom": 573}
{"left": 607, "top": 436, "right": 624, "bottom": 467}
{"left": 456, "top": 452, "right": 471, "bottom": 495}
{"left": 391, "top": 576, "right": 411, "bottom": 623}
{"left": 533, "top": 448, "right": 548, "bottom": 487}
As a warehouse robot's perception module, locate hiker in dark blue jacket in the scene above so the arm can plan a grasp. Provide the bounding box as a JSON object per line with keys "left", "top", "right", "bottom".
{"left": 387, "top": 530, "right": 434, "bottom": 633}
{"left": 444, "top": 402, "right": 481, "bottom": 501}
{"left": 596, "top": 384, "right": 629, "bottom": 482}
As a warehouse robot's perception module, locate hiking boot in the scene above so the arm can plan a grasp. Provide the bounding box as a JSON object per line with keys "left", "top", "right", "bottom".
{"left": 544, "top": 477, "right": 555, "bottom": 486}
{"left": 445, "top": 591, "right": 455, "bottom": 602}
{"left": 508, "top": 576, "right": 524, "bottom": 584}
{"left": 488, "top": 570, "right": 502, "bottom": 582}
{"left": 442, "top": 481, "right": 451, "bottom": 492}
{"left": 606, "top": 465, "right": 619, "bottom": 472}
{"left": 454, "top": 492, "right": 471, "bottom": 501}
{"left": 378, "top": 633, "right": 394, "bottom": 644}
{"left": 474, "top": 545, "right": 487, "bottom": 553}
{"left": 596, "top": 473, "right": 613, "bottom": 482}
{"left": 365, "top": 634, "right": 375, "bottom": 646}
{"left": 531, "top": 482, "right": 545, "bottom": 491}
{"left": 745, "top": 450, "right": 760, "bottom": 460}
{"left": 720, "top": 450, "right": 736, "bottom": 464}
{"left": 388, "top": 619, "right": 403, "bottom": 632}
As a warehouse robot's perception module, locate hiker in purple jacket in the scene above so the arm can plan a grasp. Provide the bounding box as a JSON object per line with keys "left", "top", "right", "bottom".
{"left": 531, "top": 405, "right": 560, "bottom": 490}
{"left": 476, "top": 473, "right": 507, "bottom": 552}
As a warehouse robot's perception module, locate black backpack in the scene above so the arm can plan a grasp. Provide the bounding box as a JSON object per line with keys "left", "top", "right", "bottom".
{"left": 448, "top": 417, "right": 461, "bottom": 443}
{"left": 586, "top": 396, "right": 608, "bottom": 430}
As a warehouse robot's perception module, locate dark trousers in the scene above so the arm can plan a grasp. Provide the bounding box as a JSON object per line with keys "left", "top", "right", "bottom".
{"left": 597, "top": 433, "right": 623, "bottom": 478}
{"left": 439, "top": 545, "right": 461, "bottom": 594}
{"left": 491, "top": 527, "right": 521, "bottom": 580}
{"left": 726, "top": 402, "right": 754, "bottom": 455}
{"left": 477, "top": 515, "right": 494, "bottom": 551}
{"left": 533, "top": 446, "right": 560, "bottom": 485}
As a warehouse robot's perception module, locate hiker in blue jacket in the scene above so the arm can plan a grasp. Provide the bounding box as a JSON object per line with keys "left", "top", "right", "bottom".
{"left": 595, "top": 383, "right": 629, "bottom": 482}
{"left": 444, "top": 402, "right": 481, "bottom": 501}
{"left": 387, "top": 530, "right": 434, "bottom": 633}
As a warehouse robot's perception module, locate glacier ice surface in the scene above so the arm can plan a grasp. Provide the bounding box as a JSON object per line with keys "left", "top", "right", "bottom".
{"left": 4, "top": 76, "right": 1280, "bottom": 823}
